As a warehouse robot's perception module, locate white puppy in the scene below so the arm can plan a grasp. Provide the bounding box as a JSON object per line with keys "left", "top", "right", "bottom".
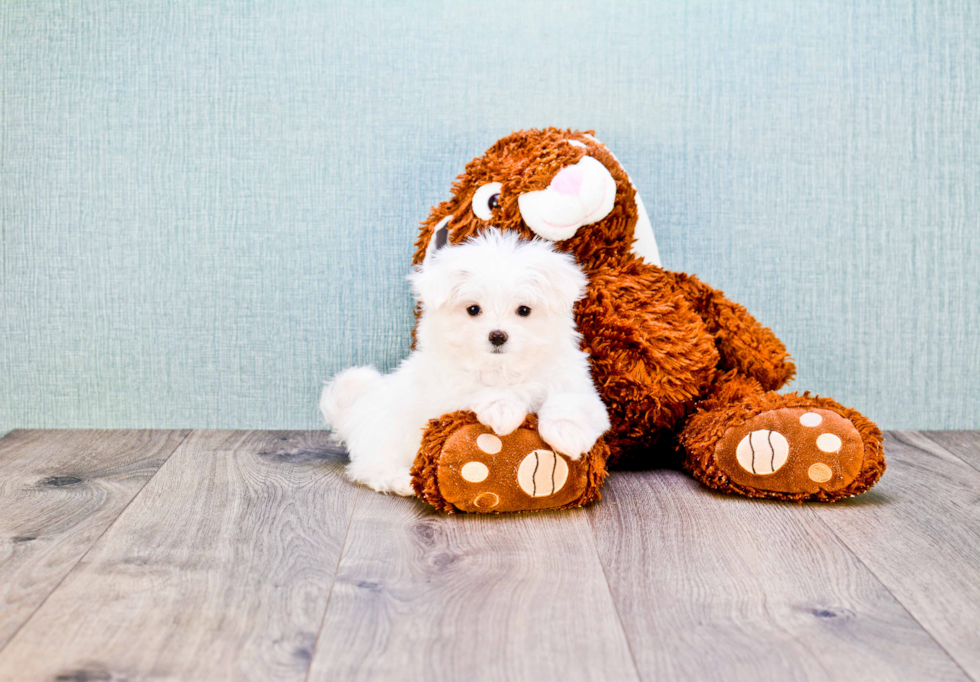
{"left": 320, "top": 229, "right": 610, "bottom": 496}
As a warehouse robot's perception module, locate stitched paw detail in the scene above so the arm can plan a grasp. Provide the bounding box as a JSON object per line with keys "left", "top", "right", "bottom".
{"left": 715, "top": 408, "right": 865, "bottom": 495}
{"left": 436, "top": 424, "right": 591, "bottom": 513}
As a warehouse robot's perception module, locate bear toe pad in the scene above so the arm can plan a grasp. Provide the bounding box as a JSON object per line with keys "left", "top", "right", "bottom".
{"left": 715, "top": 408, "right": 865, "bottom": 496}
{"left": 432, "top": 424, "right": 597, "bottom": 513}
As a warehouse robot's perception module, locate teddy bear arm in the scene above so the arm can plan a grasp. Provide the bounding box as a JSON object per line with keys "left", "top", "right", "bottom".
{"left": 578, "top": 266, "right": 721, "bottom": 420}
{"left": 664, "top": 270, "right": 796, "bottom": 391}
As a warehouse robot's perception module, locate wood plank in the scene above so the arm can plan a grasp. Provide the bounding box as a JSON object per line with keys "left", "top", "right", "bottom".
{"left": 308, "top": 494, "right": 639, "bottom": 682}
{"left": 810, "top": 431, "right": 980, "bottom": 680}
{"left": 921, "top": 430, "right": 980, "bottom": 471}
{"left": 0, "top": 429, "right": 188, "bottom": 651}
{"left": 0, "top": 430, "right": 358, "bottom": 682}
{"left": 588, "top": 467, "right": 968, "bottom": 681}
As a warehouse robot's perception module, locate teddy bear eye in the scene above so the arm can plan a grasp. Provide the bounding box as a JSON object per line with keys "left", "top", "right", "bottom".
{"left": 467, "top": 305, "right": 482, "bottom": 316}
{"left": 517, "top": 306, "right": 531, "bottom": 317}
{"left": 471, "top": 182, "right": 503, "bottom": 221}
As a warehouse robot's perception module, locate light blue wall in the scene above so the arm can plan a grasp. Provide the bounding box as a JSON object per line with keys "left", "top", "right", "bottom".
{"left": 1, "top": 1, "right": 977, "bottom": 432}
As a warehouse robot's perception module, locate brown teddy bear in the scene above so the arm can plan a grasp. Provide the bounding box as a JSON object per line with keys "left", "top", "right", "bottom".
{"left": 410, "top": 128, "right": 885, "bottom": 513}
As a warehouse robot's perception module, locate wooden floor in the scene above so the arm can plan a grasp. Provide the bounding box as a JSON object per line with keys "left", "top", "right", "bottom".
{"left": 0, "top": 431, "right": 977, "bottom": 681}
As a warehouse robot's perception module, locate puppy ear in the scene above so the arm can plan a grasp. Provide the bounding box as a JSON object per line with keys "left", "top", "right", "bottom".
{"left": 531, "top": 250, "right": 588, "bottom": 314}
{"left": 408, "top": 260, "right": 467, "bottom": 310}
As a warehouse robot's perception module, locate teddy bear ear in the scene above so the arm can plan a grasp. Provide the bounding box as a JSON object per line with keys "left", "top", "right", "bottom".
{"left": 422, "top": 215, "right": 453, "bottom": 265}
{"left": 632, "top": 192, "right": 662, "bottom": 267}
{"left": 580, "top": 134, "right": 662, "bottom": 267}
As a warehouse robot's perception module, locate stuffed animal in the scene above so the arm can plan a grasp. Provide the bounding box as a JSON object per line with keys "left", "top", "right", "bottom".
{"left": 410, "top": 128, "right": 885, "bottom": 512}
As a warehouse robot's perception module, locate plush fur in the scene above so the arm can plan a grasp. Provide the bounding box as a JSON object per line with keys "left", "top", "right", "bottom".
{"left": 411, "top": 128, "right": 885, "bottom": 505}
{"left": 321, "top": 229, "right": 610, "bottom": 495}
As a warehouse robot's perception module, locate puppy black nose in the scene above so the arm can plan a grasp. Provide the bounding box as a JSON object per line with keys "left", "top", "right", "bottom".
{"left": 489, "top": 330, "right": 508, "bottom": 347}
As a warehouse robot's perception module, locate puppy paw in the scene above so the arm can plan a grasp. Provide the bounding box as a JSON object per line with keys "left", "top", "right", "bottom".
{"left": 346, "top": 464, "right": 416, "bottom": 497}
{"left": 475, "top": 398, "right": 527, "bottom": 436}
{"left": 538, "top": 418, "right": 600, "bottom": 460}
{"left": 390, "top": 471, "right": 416, "bottom": 497}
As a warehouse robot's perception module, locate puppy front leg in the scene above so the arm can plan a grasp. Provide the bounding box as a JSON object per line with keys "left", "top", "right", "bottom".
{"left": 471, "top": 391, "right": 527, "bottom": 437}
{"left": 538, "top": 392, "right": 611, "bottom": 460}
{"left": 342, "top": 410, "right": 424, "bottom": 497}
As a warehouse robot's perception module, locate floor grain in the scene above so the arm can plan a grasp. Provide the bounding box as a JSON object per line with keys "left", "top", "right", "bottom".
{"left": 587, "top": 467, "right": 969, "bottom": 682}
{"left": 921, "top": 430, "right": 980, "bottom": 471}
{"left": 0, "top": 431, "right": 357, "bottom": 682}
{"left": 809, "top": 431, "right": 980, "bottom": 680}
{"left": 0, "top": 430, "right": 977, "bottom": 682}
{"left": 308, "top": 493, "right": 639, "bottom": 682}
{"left": 0, "top": 429, "right": 188, "bottom": 651}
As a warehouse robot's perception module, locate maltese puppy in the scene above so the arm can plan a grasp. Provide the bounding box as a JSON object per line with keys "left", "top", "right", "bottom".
{"left": 320, "top": 229, "right": 610, "bottom": 496}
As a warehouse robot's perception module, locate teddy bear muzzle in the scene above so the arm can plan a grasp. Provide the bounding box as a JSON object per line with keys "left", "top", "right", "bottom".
{"left": 517, "top": 155, "right": 617, "bottom": 241}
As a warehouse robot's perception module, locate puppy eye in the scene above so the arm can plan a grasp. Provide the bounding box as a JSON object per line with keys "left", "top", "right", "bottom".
{"left": 517, "top": 306, "right": 531, "bottom": 317}
{"left": 471, "top": 182, "right": 503, "bottom": 221}
{"left": 467, "top": 305, "right": 482, "bottom": 316}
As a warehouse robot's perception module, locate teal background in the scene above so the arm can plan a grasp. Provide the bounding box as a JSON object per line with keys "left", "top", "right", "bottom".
{"left": 1, "top": 1, "right": 978, "bottom": 432}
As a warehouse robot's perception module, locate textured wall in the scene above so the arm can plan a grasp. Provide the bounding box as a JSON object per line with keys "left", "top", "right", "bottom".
{"left": 1, "top": 1, "right": 977, "bottom": 432}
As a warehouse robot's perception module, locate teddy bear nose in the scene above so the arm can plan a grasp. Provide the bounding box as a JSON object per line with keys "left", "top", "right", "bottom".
{"left": 550, "top": 164, "right": 585, "bottom": 196}
{"left": 489, "top": 330, "right": 508, "bottom": 346}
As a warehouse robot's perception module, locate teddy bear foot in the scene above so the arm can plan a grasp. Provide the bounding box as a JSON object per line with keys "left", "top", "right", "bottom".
{"left": 412, "top": 413, "right": 609, "bottom": 513}
{"left": 684, "top": 398, "right": 886, "bottom": 502}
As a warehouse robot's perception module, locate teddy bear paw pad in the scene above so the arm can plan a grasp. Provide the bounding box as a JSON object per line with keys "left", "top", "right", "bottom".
{"left": 436, "top": 424, "right": 591, "bottom": 513}
{"left": 715, "top": 408, "right": 865, "bottom": 495}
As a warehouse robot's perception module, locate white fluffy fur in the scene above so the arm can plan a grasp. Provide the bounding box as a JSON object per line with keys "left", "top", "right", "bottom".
{"left": 320, "top": 229, "right": 611, "bottom": 496}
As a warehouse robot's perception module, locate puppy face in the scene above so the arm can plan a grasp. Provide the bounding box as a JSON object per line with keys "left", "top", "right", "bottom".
{"left": 410, "top": 230, "right": 586, "bottom": 375}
